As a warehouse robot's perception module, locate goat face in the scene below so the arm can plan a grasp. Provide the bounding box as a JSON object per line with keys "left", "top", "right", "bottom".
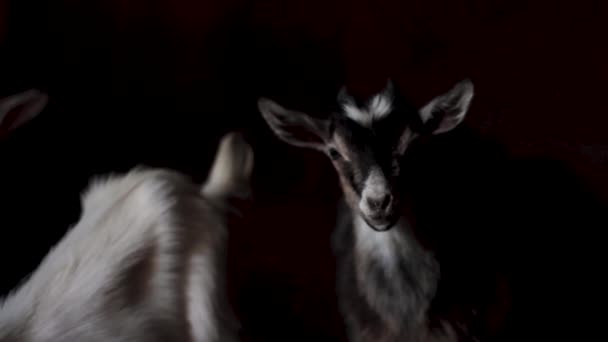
{"left": 258, "top": 79, "right": 474, "bottom": 231}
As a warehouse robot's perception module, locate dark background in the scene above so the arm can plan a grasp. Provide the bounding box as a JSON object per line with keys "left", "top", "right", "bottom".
{"left": 0, "top": 0, "right": 606, "bottom": 341}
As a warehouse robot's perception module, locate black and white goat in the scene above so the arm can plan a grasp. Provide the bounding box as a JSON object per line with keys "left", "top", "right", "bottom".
{"left": 257, "top": 80, "right": 499, "bottom": 341}
{"left": 0, "top": 91, "right": 252, "bottom": 341}
{"left": 258, "top": 74, "right": 608, "bottom": 341}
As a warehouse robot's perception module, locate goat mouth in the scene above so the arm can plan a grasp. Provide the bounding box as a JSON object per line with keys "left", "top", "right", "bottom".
{"left": 363, "top": 216, "right": 398, "bottom": 232}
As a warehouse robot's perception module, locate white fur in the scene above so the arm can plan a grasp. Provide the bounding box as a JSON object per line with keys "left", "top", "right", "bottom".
{"left": 202, "top": 132, "right": 254, "bottom": 200}
{"left": 342, "top": 94, "right": 393, "bottom": 127}
{"left": 343, "top": 104, "right": 372, "bottom": 127}
{"left": 187, "top": 252, "right": 217, "bottom": 342}
{"left": 368, "top": 94, "right": 393, "bottom": 120}
{"left": 354, "top": 215, "right": 401, "bottom": 268}
{"left": 352, "top": 211, "right": 444, "bottom": 341}
{"left": 0, "top": 132, "right": 251, "bottom": 342}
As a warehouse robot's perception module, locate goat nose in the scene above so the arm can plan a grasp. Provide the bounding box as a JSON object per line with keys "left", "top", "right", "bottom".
{"left": 366, "top": 194, "right": 392, "bottom": 211}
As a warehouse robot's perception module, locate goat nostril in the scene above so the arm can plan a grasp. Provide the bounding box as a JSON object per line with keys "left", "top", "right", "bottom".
{"left": 380, "top": 194, "right": 392, "bottom": 210}
{"left": 366, "top": 194, "right": 392, "bottom": 211}
{"left": 365, "top": 197, "right": 378, "bottom": 210}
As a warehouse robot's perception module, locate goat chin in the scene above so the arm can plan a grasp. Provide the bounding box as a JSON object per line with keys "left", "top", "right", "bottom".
{"left": 0, "top": 132, "right": 253, "bottom": 342}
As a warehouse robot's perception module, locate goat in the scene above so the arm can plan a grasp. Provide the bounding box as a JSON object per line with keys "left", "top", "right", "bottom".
{"left": 258, "top": 80, "right": 475, "bottom": 341}
{"left": 0, "top": 128, "right": 253, "bottom": 342}
{"left": 258, "top": 77, "right": 607, "bottom": 341}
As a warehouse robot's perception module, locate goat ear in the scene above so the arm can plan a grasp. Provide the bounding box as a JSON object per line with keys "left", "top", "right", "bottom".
{"left": 418, "top": 79, "right": 474, "bottom": 135}
{"left": 0, "top": 89, "right": 49, "bottom": 137}
{"left": 257, "top": 97, "right": 329, "bottom": 151}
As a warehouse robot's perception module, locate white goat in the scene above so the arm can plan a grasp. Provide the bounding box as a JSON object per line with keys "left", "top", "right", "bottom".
{"left": 0, "top": 115, "right": 253, "bottom": 341}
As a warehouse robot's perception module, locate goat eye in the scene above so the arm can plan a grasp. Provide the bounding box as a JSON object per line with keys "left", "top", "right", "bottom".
{"left": 328, "top": 147, "right": 342, "bottom": 160}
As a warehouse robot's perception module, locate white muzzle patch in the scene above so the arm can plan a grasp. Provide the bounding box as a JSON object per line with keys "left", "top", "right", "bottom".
{"left": 359, "top": 167, "right": 390, "bottom": 218}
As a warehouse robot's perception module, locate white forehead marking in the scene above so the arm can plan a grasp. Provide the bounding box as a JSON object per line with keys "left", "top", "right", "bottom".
{"left": 369, "top": 94, "right": 392, "bottom": 119}
{"left": 342, "top": 94, "right": 393, "bottom": 127}
{"left": 343, "top": 103, "right": 372, "bottom": 127}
